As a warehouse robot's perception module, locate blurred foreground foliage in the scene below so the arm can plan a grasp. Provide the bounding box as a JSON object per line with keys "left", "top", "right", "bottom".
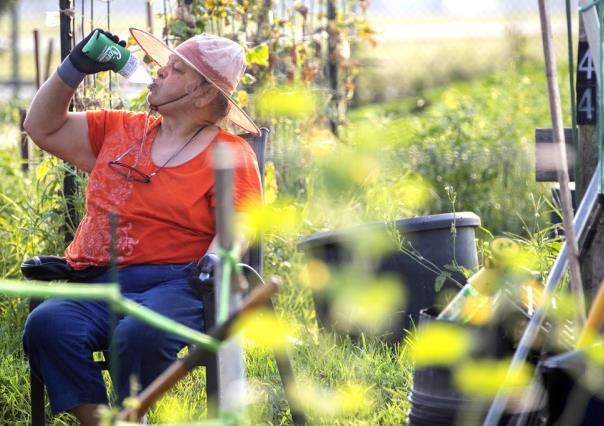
{"left": 0, "top": 54, "right": 570, "bottom": 425}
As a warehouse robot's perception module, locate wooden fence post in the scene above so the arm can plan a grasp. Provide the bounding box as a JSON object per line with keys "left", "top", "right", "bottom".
{"left": 60, "top": 0, "right": 78, "bottom": 243}
{"left": 19, "top": 109, "right": 29, "bottom": 172}
{"left": 327, "top": 0, "right": 339, "bottom": 135}
{"left": 44, "top": 38, "right": 54, "bottom": 82}
{"left": 146, "top": 0, "right": 154, "bottom": 34}
{"left": 10, "top": 2, "right": 20, "bottom": 99}
{"left": 33, "top": 29, "right": 42, "bottom": 89}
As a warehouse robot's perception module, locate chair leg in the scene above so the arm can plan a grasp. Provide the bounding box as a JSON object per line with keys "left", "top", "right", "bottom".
{"left": 204, "top": 353, "right": 219, "bottom": 418}
{"left": 200, "top": 283, "right": 219, "bottom": 417}
{"left": 29, "top": 298, "right": 47, "bottom": 426}
{"left": 30, "top": 369, "right": 46, "bottom": 426}
{"left": 265, "top": 298, "right": 307, "bottom": 426}
{"left": 273, "top": 351, "right": 306, "bottom": 425}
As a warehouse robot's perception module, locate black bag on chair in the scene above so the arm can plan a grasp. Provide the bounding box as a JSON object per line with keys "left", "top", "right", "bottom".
{"left": 21, "top": 255, "right": 107, "bottom": 282}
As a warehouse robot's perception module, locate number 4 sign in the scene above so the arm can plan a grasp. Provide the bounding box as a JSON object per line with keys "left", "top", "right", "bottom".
{"left": 577, "top": 40, "right": 597, "bottom": 125}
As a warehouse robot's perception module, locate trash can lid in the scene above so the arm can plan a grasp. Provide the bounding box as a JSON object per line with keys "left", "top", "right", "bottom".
{"left": 394, "top": 211, "right": 480, "bottom": 233}
{"left": 297, "top": 212, "right": 480, "bottom": 250}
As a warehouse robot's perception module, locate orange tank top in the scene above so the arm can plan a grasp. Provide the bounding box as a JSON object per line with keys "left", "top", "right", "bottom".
{"left": 65, "top": 109, "right": 262, "bottom": 270}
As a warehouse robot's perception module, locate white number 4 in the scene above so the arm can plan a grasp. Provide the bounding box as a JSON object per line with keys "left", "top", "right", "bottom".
{"left": 578, "top": 88, "right": 595, "bottom": 120}
{"left": 579, "top": 50, "right": 595, "bottom": 81}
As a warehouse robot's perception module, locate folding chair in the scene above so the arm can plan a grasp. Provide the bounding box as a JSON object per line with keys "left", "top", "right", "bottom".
{"left": 27, "top": 128, "right": 269, "bottom": 426}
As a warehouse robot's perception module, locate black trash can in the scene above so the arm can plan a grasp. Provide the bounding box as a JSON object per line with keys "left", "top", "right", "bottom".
{"left": 297, "top": 212, "right": 481, "bottom": 343}
{"left": 409, "top": 307, "right": 546, "bottom": 425}
{"left": 410, "top": 308, "right": 497, "bottom": 426}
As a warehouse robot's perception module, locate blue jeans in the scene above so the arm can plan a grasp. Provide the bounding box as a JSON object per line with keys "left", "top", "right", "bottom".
{"left": 22, "top": 263, "right": 204, "bottom": 414}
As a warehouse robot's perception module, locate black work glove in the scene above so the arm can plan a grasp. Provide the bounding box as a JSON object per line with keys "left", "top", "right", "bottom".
{"left": 70, "top": 28, "right": 127, "bottom": 74}
{"left": 196, "top": 252, "right": 219, "bottom": 286}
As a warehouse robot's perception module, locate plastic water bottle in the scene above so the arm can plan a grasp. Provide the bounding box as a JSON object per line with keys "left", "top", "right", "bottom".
{"left": 82, "top": 30, "right": 152, "bottom": 84}
{"left": 437, "top": 238, "right": 523, "bottom": 323}
{"left": 437, "top": 264, "right": 500, "bottom": 323}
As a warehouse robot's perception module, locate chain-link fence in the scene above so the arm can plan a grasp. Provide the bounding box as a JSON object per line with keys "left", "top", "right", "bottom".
{"left": 0, "top": 0, "right": 581, "bottom": 104}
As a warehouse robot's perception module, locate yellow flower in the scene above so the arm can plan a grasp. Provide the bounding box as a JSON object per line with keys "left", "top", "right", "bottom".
{"left": 330, "top": 275, "right": 406, "bottom": 335}
{"left": 290, "top": 380, "right": 374, "bottom": 416}
{"left": 411, "top": 322, "right": 472, "bottom": 367}
{"left": 301, "top": 259, "right": 331, "bottom": 291}
{"left": 239, "top": 200, "right": 301, "bottom": 242}
{"left": 237, "top": 90, "right": 248, "bottom": 108}
{"left": 154, "top": 395, "right": 189, "bottom": 422}
{"left": 232, "top": 308, "right": 292, "bottom": 352}
{"left": 454, "top": 359, "right": 532, "bottom": 399}
{"left": 255, "top": 85, "right": 317, "bottom": 119}
{"left": 335, "top": 382, "right": 375, "bottom": 414}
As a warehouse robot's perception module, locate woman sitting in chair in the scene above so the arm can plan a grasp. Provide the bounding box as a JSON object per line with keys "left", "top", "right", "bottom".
{"left": 22, "top": 28, "right": 261, "bottom": 425}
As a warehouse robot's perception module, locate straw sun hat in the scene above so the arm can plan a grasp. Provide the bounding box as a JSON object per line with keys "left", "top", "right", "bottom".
{"left": 130, "top": 28, "right": 260, "bottom": 135}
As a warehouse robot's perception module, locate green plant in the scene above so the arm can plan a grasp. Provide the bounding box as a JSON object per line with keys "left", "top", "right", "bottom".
{"left": 164, "top": 0, "right": 374, "bottom": 130}
{"left": 347, "top": 60, "right": 563, "bottom": 235}
{"left": 0, "top": 138, "right": 85, "bottom": 424}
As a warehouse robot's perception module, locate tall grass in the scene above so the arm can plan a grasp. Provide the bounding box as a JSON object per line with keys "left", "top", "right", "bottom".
{"left": 347, "top": 60, "right": 568, "bottom": 236}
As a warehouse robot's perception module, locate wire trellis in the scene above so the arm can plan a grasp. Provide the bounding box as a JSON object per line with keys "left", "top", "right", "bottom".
{"left": 71, "top": 0, "right": 172, "bottom": 111}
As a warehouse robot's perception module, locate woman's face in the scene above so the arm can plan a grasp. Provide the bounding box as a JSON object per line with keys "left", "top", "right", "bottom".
{"left": 147, "top": 55, "right": 206, "bottom": 110}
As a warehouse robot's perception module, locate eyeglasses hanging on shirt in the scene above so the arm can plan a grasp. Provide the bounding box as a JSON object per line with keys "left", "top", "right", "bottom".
{"left": 108, "top": 112, "right": 207, "bottom": 183}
